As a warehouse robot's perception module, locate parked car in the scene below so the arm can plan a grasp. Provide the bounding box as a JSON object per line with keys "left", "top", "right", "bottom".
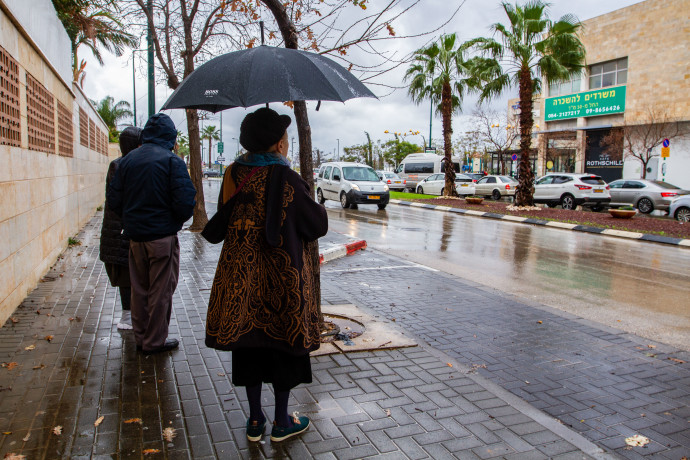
{"left": 464, "top": 173, "right": 484, "bottom": 182}
{"left": 474, "top": 175, "right": 518, "bottom": 200}
{"left": 607, "top": 179, "right": 689, "bottom": 214}
{"left": 415, "top": 173, "right": 476, "bottom": 196}
{"left": 376, "top": 171, "right": 407, "bottom": 191}
{"left": 394, "top": 153, "right": 462, "bottom": 191}
{"left": 202, "top": 168, "right": 222, "bottom": 178}
{"left": 533, "top": 173, "right": 610, "bottom": 210}
{"left": 669, "top": 195, "right": 690, "bottom": 222}
{"left": 317, "top": 162, "right": 389, "bottom": 209}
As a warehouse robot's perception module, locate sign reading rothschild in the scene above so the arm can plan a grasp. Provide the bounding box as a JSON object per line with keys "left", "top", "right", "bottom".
{"left": 545, "top": 86, "right": 626, "bottom": 121}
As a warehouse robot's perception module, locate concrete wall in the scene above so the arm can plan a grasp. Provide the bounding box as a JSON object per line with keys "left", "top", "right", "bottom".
{"left": 0, "top": 3, "right": 116, "bottom": 325}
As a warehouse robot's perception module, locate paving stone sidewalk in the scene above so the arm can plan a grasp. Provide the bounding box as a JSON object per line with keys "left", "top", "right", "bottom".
{"left": 0, "top": 213, "right": 611, "bottom": 459}
{"left": 321, "top": 232, "right": 690, "bottom": 459}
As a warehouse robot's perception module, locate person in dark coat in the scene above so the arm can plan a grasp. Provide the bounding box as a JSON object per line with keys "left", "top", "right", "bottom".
{"left": 205, "top": 108, "right": 328, "bottom": 443}
{"left": 100, "top": 126, "right": 142, "bottom": 330}
{"left": 108, "top": 113, "right": 196, "bottom": 355}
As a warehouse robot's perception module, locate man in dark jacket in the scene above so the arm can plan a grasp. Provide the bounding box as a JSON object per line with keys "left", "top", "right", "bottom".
{"left": 108, "top": 113, "right": 196, "bottom": 354}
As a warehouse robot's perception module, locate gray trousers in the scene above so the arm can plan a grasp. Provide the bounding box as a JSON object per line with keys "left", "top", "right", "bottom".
{"left": 129, "top": 235, "right": 180, "bottom": 351}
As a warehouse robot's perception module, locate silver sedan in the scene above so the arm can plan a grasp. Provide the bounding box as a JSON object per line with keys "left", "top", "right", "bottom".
{"left": 669, "top": 195, "right": 690, "bottom": 221}
{"left": 607, "top": 179, "right": 689, "bottom": 214}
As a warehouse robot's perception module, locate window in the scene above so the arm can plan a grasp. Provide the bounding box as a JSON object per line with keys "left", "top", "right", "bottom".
{"left": 499, "top": 176, "right": 515, "bottom": 183}
{"left": 332, "top": 168, "right": 341, "bottom": 181}
{"left": 318, "top": 167, "right": 325, "bottom": 179}
{"left": 553, "top": 176, "right": 573, "bottom": 184}
{"left": 589, "top": 58, "right": 627, "bottom": 89}
{"left": 476, "top": 177, "right": 488, "bottom": 184}
{"left": 485, "top": 177, "right": 496, "bottom": 184}
{"left": 323, "top": 166, "right": 332, "bottom": 180}
{"left": 441, "top": 161, "right": 460, "bottom": 173}
{"left": 581, "top": 176, "right": 606, "bottom": 185}
{"left": 548, "top": 73, "right": 582, "bottom": 97}
{"left": 623, "top": 181, "right": 645, "bottom": 189}
{"left": 651, "top": 181, "right": 679, "bottom": 190}
{"left": 405, "top": 162, "right": 434, "bottom": 174}
{"left": 608, "top": 180, "right": 624, "bottom": 189}
{"left": 343, "top": 167, "right": 379, "bottom": 182}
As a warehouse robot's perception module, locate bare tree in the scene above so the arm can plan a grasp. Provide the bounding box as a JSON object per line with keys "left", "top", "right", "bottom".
{"left": 471, "top": 107, "right": 518, "bottom": 175}
{"left": 123, "top": 0, "right": 253, "bottom": 230}
{"left": 602, "top": 106, "right": 690, "bottom": 179}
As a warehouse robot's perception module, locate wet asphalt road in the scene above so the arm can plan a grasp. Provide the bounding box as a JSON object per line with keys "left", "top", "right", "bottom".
{"left": 202, "top": 179, "right": 690, "bottom": 350}
{"left": 321, "top": 199, "right": 690, "bottom": 351}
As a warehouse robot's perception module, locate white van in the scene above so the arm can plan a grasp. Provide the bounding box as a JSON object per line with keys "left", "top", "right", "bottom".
{"left": 316, "top": 162, "right": 390, "bottom": 209}
{"left": 394, "top": 153, "right": 462, "bottom": 190}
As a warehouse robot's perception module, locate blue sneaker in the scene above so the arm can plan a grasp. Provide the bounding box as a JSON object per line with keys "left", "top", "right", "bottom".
{"left": 270, "top": 413, "right": 310, "bottom": 442}
{"left": 246, "top": 418, "right": 266, "bottom": 442}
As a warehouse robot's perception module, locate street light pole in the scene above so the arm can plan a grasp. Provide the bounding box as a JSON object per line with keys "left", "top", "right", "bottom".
{"left": 146, "top": 0, "right": 155, "bottom": 118}
{"left": 232, "top": 137, "right": 239, "bottom": 159}
{"left": 131, "top": 49, "right": 146, "bottom": 127}
{"left": 336, "top": 138, "right": 340, "bottom": 161}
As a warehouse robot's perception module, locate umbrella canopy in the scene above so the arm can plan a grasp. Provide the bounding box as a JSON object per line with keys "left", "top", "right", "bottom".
{"left": 161, "top": 45, "right": 377, "bottom": 113}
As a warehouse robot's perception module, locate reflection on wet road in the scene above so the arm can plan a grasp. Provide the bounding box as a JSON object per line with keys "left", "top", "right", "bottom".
{"left": 323, "top": 201, "right": 690, "bottom": 350}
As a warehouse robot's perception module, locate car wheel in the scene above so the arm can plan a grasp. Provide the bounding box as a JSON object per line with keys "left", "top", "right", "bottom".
{"left": 317, "top": 189, "right": 326, "bottom": 204}
{"left": 561, "top": 194, "right": 575, "bottom": 210}
{"left": 377, "top": 203, "right": 387, "bottom": 210}
{"left": 637, "top": 197, "right": 654, "bottom": 214}
{"left": 675, "top": 206, "right": 690, "bottom": 222}
{"left": 340, "top": 192, "right": 349, "bottom": 209}
{"left": 492, "top": 189, "right": 501, "bottom": 201}
{"left": 417, "top": 186, "right": 424, "bottom": 195}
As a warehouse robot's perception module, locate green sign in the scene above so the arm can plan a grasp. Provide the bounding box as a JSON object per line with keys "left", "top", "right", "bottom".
{"left": 217, "top": 141, "right": 224, "bottom": 153}
{"left": 544, "top": 86, "right": 626, "bottom": 121}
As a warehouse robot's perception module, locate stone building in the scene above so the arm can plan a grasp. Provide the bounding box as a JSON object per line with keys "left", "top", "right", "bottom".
{"left": 0, "top": 0, "right": 118, "bottom": 323}
{"left": 527, "top": 0, "right": 690, "bottom": 187}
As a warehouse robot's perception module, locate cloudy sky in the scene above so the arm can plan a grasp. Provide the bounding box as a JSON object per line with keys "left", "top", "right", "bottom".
{"left": 83, "top": 0, "right": 643, "bottom": 163}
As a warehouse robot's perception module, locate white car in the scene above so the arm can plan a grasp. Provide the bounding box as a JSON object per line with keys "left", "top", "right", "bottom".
{"left": 533, "top": 173, "right": 611, "bottom": 210}
{"left": 317, "top": 161, "right": 390, "bottom": 209}
{"left": 376, "top": 171, "right": 407, "bottom": 191}
{"left": 415, "top": 173, "right": 475, "bottom": 196}
{"left": 669, "top": 195, "right": 690, "bottom": 221}
{"left": 474, "top": 175, "right": 518, "bottom": 200}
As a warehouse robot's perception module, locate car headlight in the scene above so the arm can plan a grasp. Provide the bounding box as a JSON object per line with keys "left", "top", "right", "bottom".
{"left": 384, "top": 185, "right": 389, "bottom": 192}
{"left": 351, "top": 184, "right": 360, "bottom": 191}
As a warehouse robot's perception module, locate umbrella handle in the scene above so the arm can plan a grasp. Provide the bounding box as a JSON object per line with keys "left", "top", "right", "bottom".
{"left": 260, "top": 21, "right": 265, "bottom": 46}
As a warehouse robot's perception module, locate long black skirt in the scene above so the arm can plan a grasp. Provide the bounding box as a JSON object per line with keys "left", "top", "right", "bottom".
{"left": 232, "top": 348, "right": 312, "bottom": 391}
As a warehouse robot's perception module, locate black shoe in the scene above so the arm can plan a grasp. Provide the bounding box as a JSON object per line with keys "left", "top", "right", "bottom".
{"left": 142, "top": 339, "right": 179, "bottom": 355}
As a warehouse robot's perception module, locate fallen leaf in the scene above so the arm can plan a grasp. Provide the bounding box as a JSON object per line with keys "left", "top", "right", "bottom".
{"left": 143, "top": 449, "right": 161, "bottom": 455}
{"left": 2, "top": 432, "right": 11, "bottom": 435}
{"left": 22, "top": 433, "right": 30, "bottom": 442}
{"left": 94, "top": 416, "right": 104, "bottom": 427}
{"left": 668, "top": 357, "right": 686, "bottom": 364}
{"left": 52, "top": 426, "right": 62, "bottom": 436}
{"left": 217, "top": 373, "right": 225, "bottom": 377}
{"left": 44, "top": 336, "right": 54, "bottom": 342}
{"left": 2, "top": 362, "right": 18, "bottom": 370}
{"left": 35, "top": 310, "right": 41, "bottom": 315}
{"left": 24, "top": 345, "right": 35, "bottom": 351}
{"left": 32, "top": 364, "right": 46, "bottom": 370}
{"left": 625, "top": 434, "right": 650, "bottom": 447}
{"left": 647, "top": 345, "right": 656, "bottom": 349}
{"left": 9, "top": 318, "right": 18, "bottom": 324}
{"left": 162, "top": 427, "right": 176, "bottom": 442}
{"left": 124, "top": 418, "right": 142, "bottom": 424}
{"left": 537, "top": 320, "right": 543, "bottom": 324}
{"left": 384, "top": 409, "right": 391, "bottom": 416}
{"left": 447, "top": 363, "right": 453, "bottom": 367}
{"left": 645, "top": 353, "right": 656, "bottom": 358}
{"left": 68, "top": 318, "right": 74, "bottom": 321}
{"left": 4, "top": 454, "right": 26, "bottom": 459}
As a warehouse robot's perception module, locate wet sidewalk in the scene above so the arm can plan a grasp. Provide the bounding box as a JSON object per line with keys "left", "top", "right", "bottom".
{"left": 0, "top": 212, "right": 613, "bottom": 459}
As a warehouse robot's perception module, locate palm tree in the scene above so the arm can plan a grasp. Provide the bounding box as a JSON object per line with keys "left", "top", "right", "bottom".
{"left": 405, "top": 34, "right": 471, "bottom": 197}
{"left": 177, "top": 134, "right": 190, "bottom": 163}
{"left": 52, "top": 0, "right": 137, "bottom": 86}
{"left": 91, "top": 95, "right": 133, "bottom": 141}
{"left": 201, "top": 126, "right": 220, "bottom": 168}
{"left": 467, "top": 1, "right": 586, "bottom": 206}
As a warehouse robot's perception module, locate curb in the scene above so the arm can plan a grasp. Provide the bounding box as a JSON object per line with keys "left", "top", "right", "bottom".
{"left": 319, "top": 240, "right": 367, "bottom": 264}
{"left": 389, "top": 199, "right": 690, "bottom": 248}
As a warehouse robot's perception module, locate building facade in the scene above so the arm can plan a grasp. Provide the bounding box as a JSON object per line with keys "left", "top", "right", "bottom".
{"left": 0, "top": 0, "right": 117, "bottom": 324}
{"left": 535, "top": 0, "right": 690, "bottom": 187}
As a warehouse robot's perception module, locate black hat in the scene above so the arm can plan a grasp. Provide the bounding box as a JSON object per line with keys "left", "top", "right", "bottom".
{"left": 239, "top": 108, "right": 291, "bottom": 152}
{"left": 119, "top": 126, "right": 143, "bottom": 156}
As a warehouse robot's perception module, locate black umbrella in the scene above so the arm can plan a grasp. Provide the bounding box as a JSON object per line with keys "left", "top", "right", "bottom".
{"left": 161, "top": 45, "right": 377, "bottom": 113}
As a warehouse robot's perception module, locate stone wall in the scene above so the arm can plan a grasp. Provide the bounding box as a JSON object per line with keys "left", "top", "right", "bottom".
{"left": 0, "top": 4, "right": 117, "bottom": 324}
{"left": 580, "top": 0, "right": 690, "bottom": 123}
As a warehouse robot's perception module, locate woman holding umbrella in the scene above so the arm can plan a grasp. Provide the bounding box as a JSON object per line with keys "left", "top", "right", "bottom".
{"left": 205, "top": 108, "right": 328, "bottom": 442}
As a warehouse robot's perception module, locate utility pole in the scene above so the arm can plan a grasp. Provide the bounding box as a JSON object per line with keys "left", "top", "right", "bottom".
{"left": 146, "top": 0, "right": 155, "bottom": 119}
{"left": 336, "top": 138, "right": 340, "bottom": 161}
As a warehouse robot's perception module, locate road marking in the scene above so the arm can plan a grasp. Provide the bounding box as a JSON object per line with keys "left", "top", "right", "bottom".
{"left": 324, "top": 264, "right": 438, "bottom": 273}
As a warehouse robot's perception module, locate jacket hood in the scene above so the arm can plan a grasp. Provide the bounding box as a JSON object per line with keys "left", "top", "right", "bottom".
{"left": 141, "top": 113, "right": 177, "bottom": 150}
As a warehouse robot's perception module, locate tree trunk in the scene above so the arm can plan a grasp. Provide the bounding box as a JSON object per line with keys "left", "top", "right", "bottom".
{"left": 516, "top": 66, "right": 535, "bottom": 206}
{"left": 261, "top": 0, "right": 322, "bottom": 326}
{"left": 186, "top": 109, "right": 207, "bottom": 230}
{"left": 441, "top": 81, "right": 457, "bottom": 197}
{"left": 641, "top": 158, "right": 648, "bottom": 179}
